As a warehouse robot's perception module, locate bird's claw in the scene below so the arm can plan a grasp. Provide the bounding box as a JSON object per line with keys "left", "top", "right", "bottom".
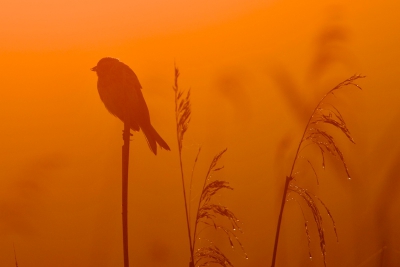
{"left": 122, "top": 129, "right": 133, "bottom": 141}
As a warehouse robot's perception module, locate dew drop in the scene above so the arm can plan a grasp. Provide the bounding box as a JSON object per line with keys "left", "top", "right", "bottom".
{"left": 233, "top": 228, "right": 236, "bottom": 231}
{"left": 348, "top": 177, "right": 351, "bottom": 180}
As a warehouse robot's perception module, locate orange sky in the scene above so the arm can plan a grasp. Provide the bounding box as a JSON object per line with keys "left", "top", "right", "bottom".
{"left": 1, "top": 0, "right": 400, "bottom": 266}
{"left": 1, "top": 0, "right": 271, "bottom": 49}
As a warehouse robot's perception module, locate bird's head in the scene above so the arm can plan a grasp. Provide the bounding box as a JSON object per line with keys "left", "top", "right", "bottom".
{"left": 91, "top": 57, "right": 120, "bottom": 76}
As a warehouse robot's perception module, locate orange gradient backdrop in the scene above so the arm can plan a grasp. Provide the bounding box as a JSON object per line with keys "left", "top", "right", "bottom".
{"left": 1, "top": 0, "right": 400, "bottom": 266}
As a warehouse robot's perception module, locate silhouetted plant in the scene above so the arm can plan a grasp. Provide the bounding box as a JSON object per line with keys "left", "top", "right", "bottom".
{"left": 173, "top": 66, "right": 246, "bottom": 267}
{"left": 271, "top": 75, "right": 365, "bottom": 267}
{"left": 13, "top": 244, "right": 18, "bottom": 267}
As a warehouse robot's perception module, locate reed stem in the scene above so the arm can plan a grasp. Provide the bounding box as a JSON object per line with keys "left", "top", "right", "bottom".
{"left": 122, "top": 122, "right": 130, "bottom": 267}
{"left": 271, "top": 176, "right": 291, "bottom": 267}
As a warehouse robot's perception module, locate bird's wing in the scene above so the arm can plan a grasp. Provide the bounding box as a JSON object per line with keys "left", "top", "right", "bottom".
{"left": 122, "top": 64, "right": 151, "bottom": 127}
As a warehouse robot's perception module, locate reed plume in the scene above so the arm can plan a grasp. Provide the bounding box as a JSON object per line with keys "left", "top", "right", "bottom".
{"left": 271, "top": 75, "right": 365, "bottom": 267}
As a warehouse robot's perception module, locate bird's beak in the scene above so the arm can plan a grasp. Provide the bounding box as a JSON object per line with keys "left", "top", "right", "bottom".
{"left": 91, "top": 66, "right": 97, "bottom": 71}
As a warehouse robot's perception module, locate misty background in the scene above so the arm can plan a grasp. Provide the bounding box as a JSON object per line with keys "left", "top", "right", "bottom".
{"left": 1, "top": 0, "right": 400, "bottom": 266}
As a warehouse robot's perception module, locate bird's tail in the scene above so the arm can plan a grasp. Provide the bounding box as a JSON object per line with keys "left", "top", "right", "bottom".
{"left": 141, "top": 124, "right": 171, "bottom": 155}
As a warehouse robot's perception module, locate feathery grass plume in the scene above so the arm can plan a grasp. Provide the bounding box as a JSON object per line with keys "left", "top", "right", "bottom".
{"left": 195, "top": 246, "right": 233, "bottom": 267}
{"left": 271, "top": 75, "right": 365, "bottom": 267}
{"left": 173, "top": 66, "right": 245, "bottom": 267}
{"left": 192, "top": 149, "right": 247, "bottom": 267}
{"left": 288, "top": 183, "right": 338, "bottom": 265}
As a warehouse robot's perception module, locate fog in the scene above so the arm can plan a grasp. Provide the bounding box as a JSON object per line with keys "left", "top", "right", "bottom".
{"left": 1, "top": 0, "right": 400, "bottom": 266}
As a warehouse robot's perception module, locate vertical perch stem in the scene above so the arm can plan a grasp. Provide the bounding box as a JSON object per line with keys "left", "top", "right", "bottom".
{"left": 271, "top": 176, "right": 291, "bottom": 267}
{"left": 122, "top": 122, "right": 130, "bottom": 267}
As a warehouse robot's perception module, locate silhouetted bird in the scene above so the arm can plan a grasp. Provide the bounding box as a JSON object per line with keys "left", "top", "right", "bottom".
{"left": 91, "top": 57, "right": 170, "bottom": 155}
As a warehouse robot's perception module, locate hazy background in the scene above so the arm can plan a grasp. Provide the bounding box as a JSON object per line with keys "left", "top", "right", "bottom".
{"left": 1, "top": 0, "right": 400, "bottom": 266}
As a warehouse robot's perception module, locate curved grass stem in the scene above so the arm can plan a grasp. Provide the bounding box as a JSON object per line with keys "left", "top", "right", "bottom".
{"left": 271, "top": 75, "right": 364, "bottom": 267}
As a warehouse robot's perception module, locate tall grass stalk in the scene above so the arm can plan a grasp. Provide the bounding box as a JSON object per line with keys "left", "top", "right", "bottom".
{"left": 173, "top": 65, "right": 245, "bottom": 267}
{"left": 173, "top": 66, "right": 194, "bottom": 266}
{"left": 271, "top": 75, "right": 365, "bottom": 267}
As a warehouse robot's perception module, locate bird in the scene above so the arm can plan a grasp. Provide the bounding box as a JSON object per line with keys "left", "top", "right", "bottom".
{"left": 91, "top": 57, "right": 170, "bottom": 155}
